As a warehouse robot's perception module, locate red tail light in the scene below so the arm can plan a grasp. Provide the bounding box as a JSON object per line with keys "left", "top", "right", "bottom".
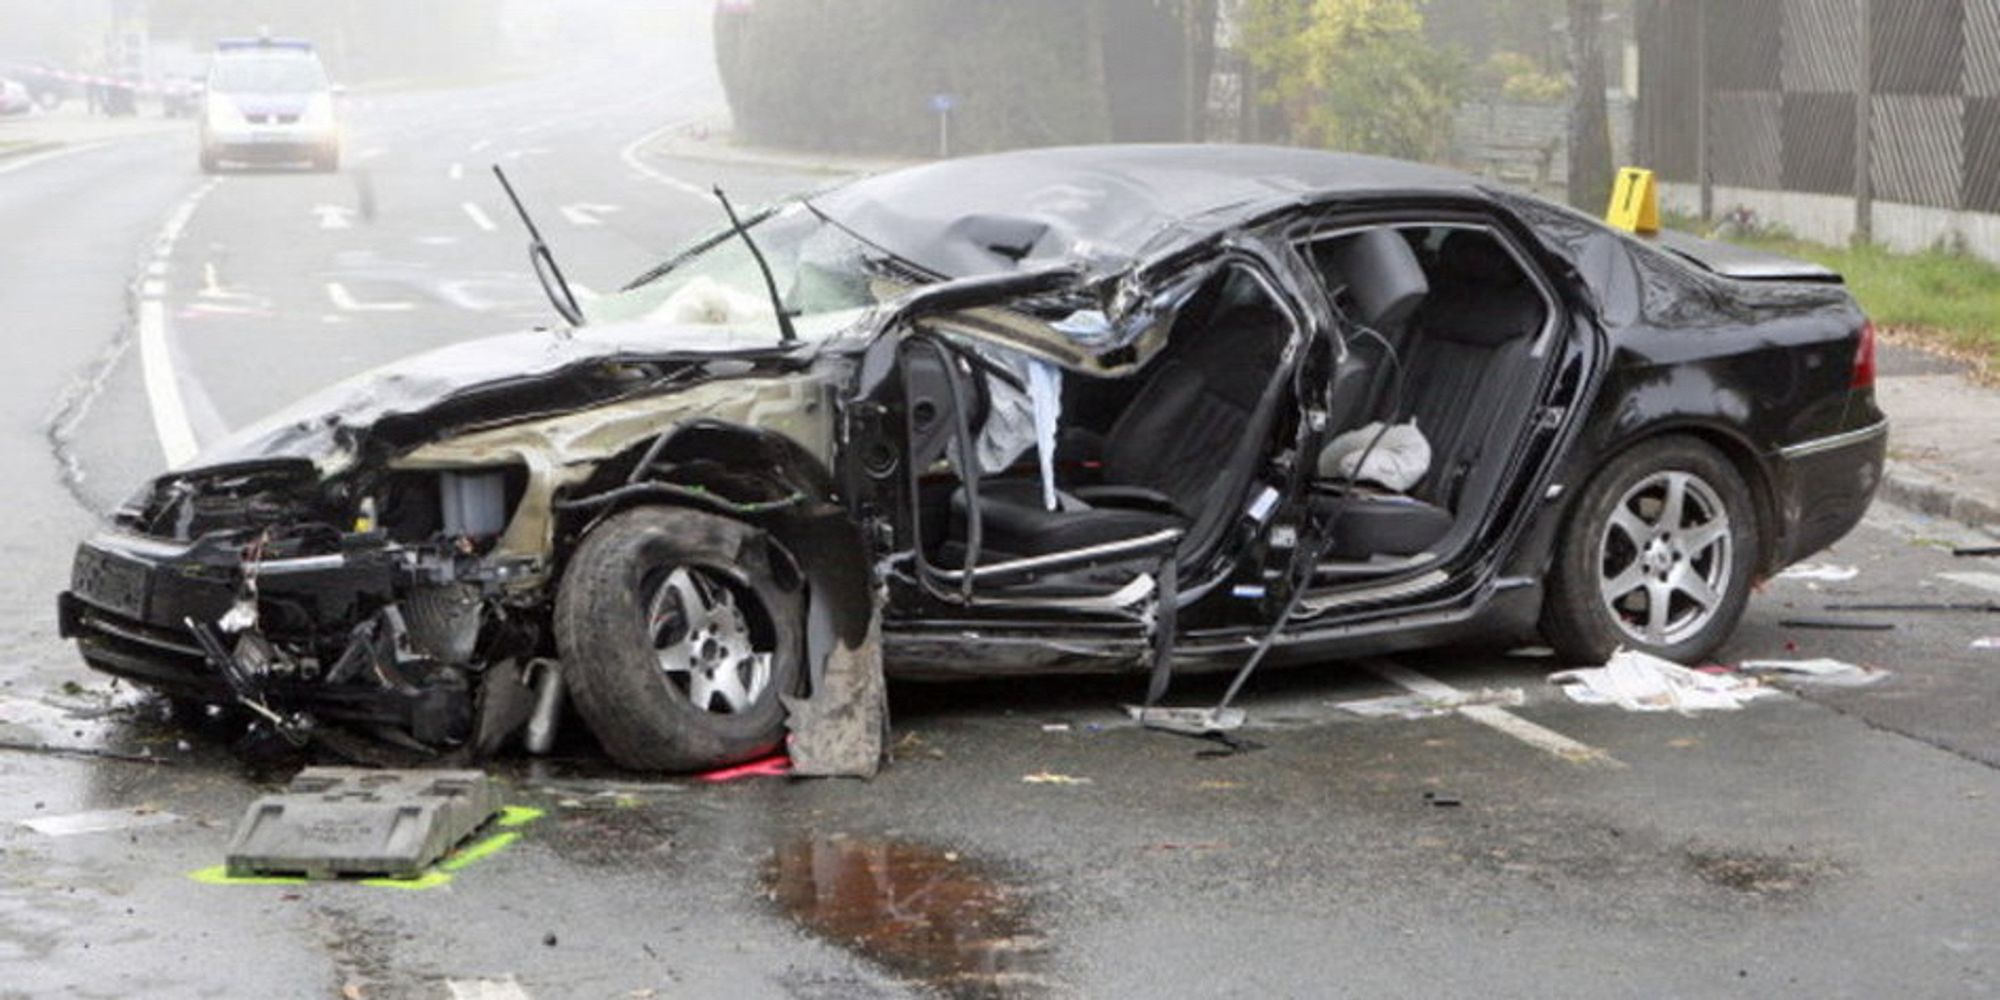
{"left": 1851, "top": 320, "right": 1877, "bottom": 390}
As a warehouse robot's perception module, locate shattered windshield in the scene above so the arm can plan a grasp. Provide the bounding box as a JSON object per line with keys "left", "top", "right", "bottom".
{"left": 589, "top": 202, "right": 924, "bottom": 342}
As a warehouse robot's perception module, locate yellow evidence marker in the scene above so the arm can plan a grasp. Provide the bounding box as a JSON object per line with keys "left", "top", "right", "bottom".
{"left": 1606, "top": 167, "right": 1661, "bottom": 235}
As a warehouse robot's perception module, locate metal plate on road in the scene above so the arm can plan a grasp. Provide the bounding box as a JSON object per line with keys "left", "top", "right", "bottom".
{"left": 226, "top": 768, "right": 501, "bottom": 880}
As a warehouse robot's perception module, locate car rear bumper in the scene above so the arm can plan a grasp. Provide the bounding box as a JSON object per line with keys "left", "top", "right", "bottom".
{"left": 1773, "top": 418, "right": 1888, "bottom": 564}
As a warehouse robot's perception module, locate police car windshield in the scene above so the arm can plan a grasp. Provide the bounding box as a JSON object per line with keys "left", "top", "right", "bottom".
{"left": 210, "top": 55, "right": 327, "bottom": 95}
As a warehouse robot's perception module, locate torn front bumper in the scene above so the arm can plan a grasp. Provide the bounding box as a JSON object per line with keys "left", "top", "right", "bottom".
{"left": 58, "top": 528, "right": 469, "bottom": 740}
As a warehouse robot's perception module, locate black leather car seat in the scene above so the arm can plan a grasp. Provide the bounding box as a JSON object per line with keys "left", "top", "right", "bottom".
{"left": 1398, "top": 231, "right": 1545, "bottom": 510}
{"left": 948, "top": 278, "right": 1290, "bottom": 563}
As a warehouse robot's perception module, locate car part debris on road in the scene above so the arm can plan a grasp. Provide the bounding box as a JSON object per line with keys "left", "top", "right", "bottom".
{"left": 1738, "top": 658, "right": 1891, "bottom": 688}
{"left": 1954, "top": 546, "right": 2000, "bottom": 558}
{"left": 1550, "top": 649, "right": 1780, "bottom": 713}
{"left": 1780, "top": 617, "right": 1896, "bottom": 631}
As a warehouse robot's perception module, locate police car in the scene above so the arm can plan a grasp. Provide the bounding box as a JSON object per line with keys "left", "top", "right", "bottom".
{"left": 199, "top": 36, "right": 340, "bottom": 173}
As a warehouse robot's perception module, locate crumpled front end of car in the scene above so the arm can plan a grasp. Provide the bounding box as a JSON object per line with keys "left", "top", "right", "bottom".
{"left": 57, "top": 365, "right": 844, "bottom": 751}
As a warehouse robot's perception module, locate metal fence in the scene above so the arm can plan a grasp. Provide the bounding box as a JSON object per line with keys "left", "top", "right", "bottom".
{"left": 1637, "top": 0, "right": 2000, "bottom": 238}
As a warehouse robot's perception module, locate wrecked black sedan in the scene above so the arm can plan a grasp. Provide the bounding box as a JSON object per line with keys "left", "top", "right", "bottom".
{"left": 59, "top": 146, "right": 1885, "bottom": 772}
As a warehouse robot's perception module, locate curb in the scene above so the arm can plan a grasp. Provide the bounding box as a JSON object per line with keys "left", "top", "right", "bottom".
{"left": 1880, "top": 459, "right": 2000, "bottom": 539}
{"left": 0, "top": 140, "right": 62, "bottom": 163}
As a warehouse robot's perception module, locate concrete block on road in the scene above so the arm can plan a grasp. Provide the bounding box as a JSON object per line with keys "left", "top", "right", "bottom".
{"left": 226, "top": 767, "right": 500, "bottom": 880}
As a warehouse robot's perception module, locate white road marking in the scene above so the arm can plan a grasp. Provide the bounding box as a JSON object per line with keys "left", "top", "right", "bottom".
{"left": 141, "top": 279, "right": 166, "bottom": 298}
{"left": 468, "top": 138, "right": 494, "bottom": 154}
{"left": 415, "top": 235, "right": 460, "bottom": 246}
{"left": 570, "top": 283, "right": 600, "bottom": 302}
{"left": 449, "top": 162, "right": 465, "bottom": 181}
{"left": 1942, "top": 572, "right": 2000, "bottom": 596}
{"left": 558, "top": 202, "right": 622, "bottom": 227}
{"left": 137, "top": 180, "right": 224, "bottom": 468}
{"left": 327, "top": 282, "right": 417, "bottom": 313}
{"left": 619, "top": 121, "right": 712, "bottom": 201}
{"left": 446, "top": 977, "right": 533, "bottom": 1000}
{"left": 0, "top": 140, "right": 110, "bottom": 176}
{"left": 145, "top": 261, "right": 168, "bottom": 277}
{"left": 462, "top": 201, "right": 498, "bottom": 232}
{"left": 312, "top": 204, "right": 356, "bottom": 230}
{"left": 353, "top": 146, "right": 388, "bottom": 162}
{"left": 1366, "top": 661, "right": 1623, "bottom": 768}
{"left": 138, "top": 297, "right": 201, "bottom": 467}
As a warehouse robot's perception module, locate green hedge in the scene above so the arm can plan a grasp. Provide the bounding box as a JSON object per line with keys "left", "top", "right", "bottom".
{"left": 715, "top": 0, "right": 1185, "bottom": 155}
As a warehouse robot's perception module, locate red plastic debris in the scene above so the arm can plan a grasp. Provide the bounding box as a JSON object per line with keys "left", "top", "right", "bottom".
{"left": 697, "top": 753, "right": 791, "bottom": 783}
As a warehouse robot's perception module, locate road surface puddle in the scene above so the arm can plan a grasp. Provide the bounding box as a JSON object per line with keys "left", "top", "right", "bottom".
{"left": 765, "top": 833, "right": 1055, "bottom": 998}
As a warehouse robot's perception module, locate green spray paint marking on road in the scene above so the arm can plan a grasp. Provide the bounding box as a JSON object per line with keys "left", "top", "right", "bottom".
{"left": 188, "top": 805, "right": 544, "bottom": 890}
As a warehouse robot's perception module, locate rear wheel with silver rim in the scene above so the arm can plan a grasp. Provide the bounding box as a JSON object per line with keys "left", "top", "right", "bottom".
{"left": 557, "top": 506, "right": 801, "bottom": 772}
{"left": 1543, "top": 437, "right": 1757, "bottom": 665}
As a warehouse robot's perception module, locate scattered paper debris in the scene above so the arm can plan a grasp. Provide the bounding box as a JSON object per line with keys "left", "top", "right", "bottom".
{"left": 1549, "top": 650, "right": 1780, "bottom": 713}
{"left": 1335, "top": 688, "right": 1525, "bottom": 720}
{"left": 1022, "top": 772, "right": 1092, "bottom": 786}
{"left": 1739, "top": 658, "right": 1891, "bottom": 687}
{"left": 1778, "top": 562, "right": 1860, "bottom": 583}
{"left": 1974, "top": 638, "right": 2000, "bottom": 650}
{"left": 21, "top": 808, "right": 179, "bottom": 837}
{"left": 1504, "top": 646, "right": 1556, "bottom": 659}
{"left": 1040, "top": 723, "right": 1072, "bottom": 733}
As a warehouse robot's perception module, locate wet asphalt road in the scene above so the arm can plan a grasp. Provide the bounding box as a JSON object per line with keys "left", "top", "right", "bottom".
{"left": 5, "top": 55, "right": 2000, "bottom": 1000}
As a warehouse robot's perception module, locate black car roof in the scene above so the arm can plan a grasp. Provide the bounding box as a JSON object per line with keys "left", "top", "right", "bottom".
{"left": 807, "top": 143, "right": 1488, "bottom": 279}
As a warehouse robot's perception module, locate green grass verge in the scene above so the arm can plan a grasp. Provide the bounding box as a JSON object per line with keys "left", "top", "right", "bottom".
{"left": 1720, "top": 232, "right": 2000, "bottom": 371}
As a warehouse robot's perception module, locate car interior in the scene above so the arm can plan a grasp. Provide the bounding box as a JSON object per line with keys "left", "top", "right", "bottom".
{"left": 905, "top": 263, "right": 1297, "bottom": 598}
{"left": 896, "top": 223, "right": 1558, "bottom": 606}
{"left": 1302, "top": 223, "right": 1557, "bottom": 584}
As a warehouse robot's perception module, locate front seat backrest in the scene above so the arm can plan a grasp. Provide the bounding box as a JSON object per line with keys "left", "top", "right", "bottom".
{"left": 1099, "top": 293, "right": 1289, "bottom": 517}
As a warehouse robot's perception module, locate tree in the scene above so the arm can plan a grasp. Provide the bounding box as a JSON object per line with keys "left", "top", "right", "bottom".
{"left": 1181, "top": 0, "right": 1220, "bottom": 140}
{"left": 1237, "top": 0, "right": 1464, "bottom": 160}
{"left": 1566, "top": 0, "right": 1614, "bottom": 212}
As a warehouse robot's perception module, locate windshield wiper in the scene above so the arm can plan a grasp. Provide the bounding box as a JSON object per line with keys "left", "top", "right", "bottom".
{"left": 492, "top": 165, "right": 585, "bottom": 329}
{"left": 713, "top": 186, "right": 798, "bottom": 345}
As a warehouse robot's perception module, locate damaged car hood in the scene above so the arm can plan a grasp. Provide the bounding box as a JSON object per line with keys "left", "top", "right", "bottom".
{"left": 189, "top": 320, "right": 819, "bottom": 474}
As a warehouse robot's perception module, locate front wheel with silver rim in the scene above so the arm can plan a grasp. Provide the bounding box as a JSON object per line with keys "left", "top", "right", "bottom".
{"left": 556, "top": 506, "right": 802, "bottom": 772}
{"left": 1542, "top": 436, "right": 1758, "bottom": 665}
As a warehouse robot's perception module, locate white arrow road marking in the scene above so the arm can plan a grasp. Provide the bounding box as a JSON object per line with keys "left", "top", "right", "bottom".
{"left": 558, "top": 202, "right": 622, "bottom": 227}
{"left": 313, "top": 204, "right": 355, "bottom": 230}
{"left": 1365, "top": 660, "right": 1623, "bottom": 768}
{"left": 462, "top": 201, "right": 498, "bottom": 232}
{"left": 327, "top": 282, "right": 417, "bottom": 313}
{"left": 620, "top": 122, "right": 712, "bottom": 201}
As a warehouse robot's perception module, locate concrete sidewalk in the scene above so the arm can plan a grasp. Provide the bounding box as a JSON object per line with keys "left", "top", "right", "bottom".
{"left": 1875, "top": 343, "right": 2000, "bottom": 538}
{"left": 636, "top": 122, "right": 2000, "bottom": 539}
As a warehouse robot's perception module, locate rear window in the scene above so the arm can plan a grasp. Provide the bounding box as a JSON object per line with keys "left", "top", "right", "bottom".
{"left": 209, "top": 54, "right": 327, "bottom": 94}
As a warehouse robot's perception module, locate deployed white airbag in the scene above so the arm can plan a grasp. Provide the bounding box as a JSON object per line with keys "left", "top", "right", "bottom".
{"left": 1318, "top": 420, "right": 1432, "bottom": 493}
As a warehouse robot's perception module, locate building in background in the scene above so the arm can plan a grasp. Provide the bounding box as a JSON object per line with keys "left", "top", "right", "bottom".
{"left": 1636, "top": 0, "right": 2000, "bottom": 261}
